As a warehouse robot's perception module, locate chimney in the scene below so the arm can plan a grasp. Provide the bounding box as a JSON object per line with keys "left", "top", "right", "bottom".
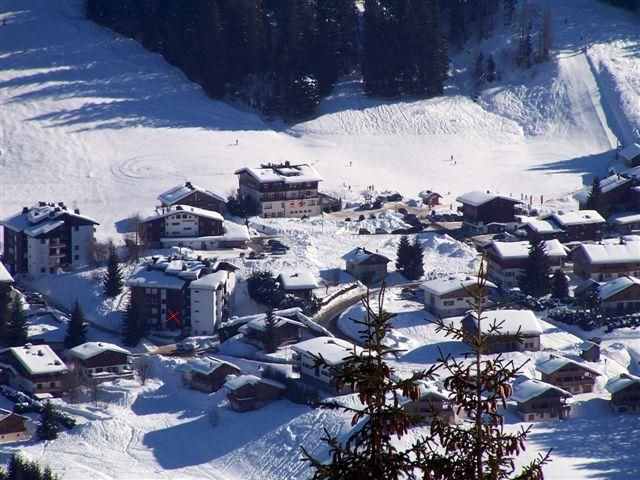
{"left": 185, "top": 181, "right": 193, "bottom": 189}
{"left": 285, "top": 160, "right": 290, "bottom": 167}
{"left": 58, "top": 202, "right": 64, "bottom": 207}
{"left": 22, "top": 207, "right": 28, "bottom": 214}
{"left": 37, "top": 350, "right": 44, "bottom": 357}
{"left": 39, "top": 201, "right": 46, "bottom": 207}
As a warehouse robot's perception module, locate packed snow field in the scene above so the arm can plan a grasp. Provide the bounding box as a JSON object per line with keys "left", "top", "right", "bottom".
{"left": 2, "top": 0, "right": 639, "bottom": 239}
{"left": 2, "top": 0, "right": 640, "bottom": 479}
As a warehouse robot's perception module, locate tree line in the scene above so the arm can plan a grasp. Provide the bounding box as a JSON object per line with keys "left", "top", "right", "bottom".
{"left": 83, "top": 0, "right": 486, "bottom": 119}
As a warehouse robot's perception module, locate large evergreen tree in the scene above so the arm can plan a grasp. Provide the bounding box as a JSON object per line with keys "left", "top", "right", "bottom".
{"left": 551, "top": 270, "right": 569, "bottom": 300}
{"left": 302, "top": 287, "right": 439, "bottom": 478}
{"left": 585, "top": 176, "right": 608, "bottom": 217}
{"left": 395, "top": 235, "right": 412, "bottom": 274}
{"left": 518, "top": 238, "right": 552, "bottom": 297}
{"left": 103, "top": 244, "right": 124, "bottom": 297}
{"left": 65, "top": 300, "right": 88, "bottom": 349}
{"left": 262, "top": 309, "right": 279, "bottom": 354}
{"left": 406, "top": 237, "right": 425, "bottom": 280}
{"left": 1, "top": 454, "right": 60, "bottom": 480}
{"left": 6, "top": 297, "right": 28, "bottom": 347}
{"left": 37, "top": 401, "right": 61, "bottom": 441}
{"left": 121, "top": 288, "right": 148, "bottom": 347}
{"left": 428, "top": 258, "right": 551, "bottom": 479}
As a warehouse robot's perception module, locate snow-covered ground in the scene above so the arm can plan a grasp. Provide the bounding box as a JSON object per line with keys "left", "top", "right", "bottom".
{"left": 338, "top": 287, "right": 640, "bottom": 480}
{"left": 2, "top": 0, "right": 639, "bottom": 243}
{"left": 2, "top": 0, "right": 640, "bottom": 478}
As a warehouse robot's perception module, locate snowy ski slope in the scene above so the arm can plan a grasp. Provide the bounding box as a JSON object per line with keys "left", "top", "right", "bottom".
{"left": 1, "top": 0, "right": 638, "bottom": 242}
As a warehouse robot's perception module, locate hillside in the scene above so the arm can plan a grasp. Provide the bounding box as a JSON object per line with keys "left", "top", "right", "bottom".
{"left": 1, "top": 1, "right": 640, "bottom": 479}
{"left": 1, "top": 0, "right": 638, "bottom": 242}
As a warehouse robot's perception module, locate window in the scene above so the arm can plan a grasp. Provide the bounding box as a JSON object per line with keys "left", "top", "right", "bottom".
{"left": 74, "top": 226, "right": 79, "bottom": 232}
{"left": 151, "top": 289, "right": 157, "bottom": 294}
{"left": 145, "top": 288, "right": 151, "bottom": 294}
{"left": 74, "top": 245, "right": 79, "bottom": 251}
{"left": 37, "top": 383, "right": 43, "bottom": 389}
{"left": 74, "top": 255, "right": 79, "bottom": 260}
{"left": 50, "top": 382, "right": 56, "bottom": 388}
{"left": 161, "top": 299, "right": 166, "bottom": 304}
{"left": 443, "top": 300, "right": 454, "bottom": 306}
{"left": 41, "top": 267, "right": 46, "bottom": 273}
{"left": 40, "top": 239, "right": 45, "bottom": 244}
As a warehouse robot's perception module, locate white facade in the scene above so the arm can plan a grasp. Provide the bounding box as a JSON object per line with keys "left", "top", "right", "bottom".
{"left": 71, "top": 224, "right": 95, "bottom": 267}
{"left": 26, "top": 236, "right": 50, "bottom": 280}
{"left": 189, "top": 271, "right": 233, "bottom": 335}
{"left": 423, "top": 291, "right": 491, "bottom": 317}
{"left": 164, "top": 212, "right": 199, "bottom": 237}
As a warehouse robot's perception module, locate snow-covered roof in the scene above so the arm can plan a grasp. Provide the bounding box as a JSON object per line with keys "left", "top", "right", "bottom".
{"left": 511, "top": 379, "right": 571, "bottom": 403}
{"left": 420, "top": 274, "right": 497, "bottom": 296}
{"left": 341, "top": 247, "right": 390, "bottom": 264}
{"left": 158, "top": 182, "right": 225, "bottom": 205}
{"left": 466, "top": 310, "right": 543, "bottom": 336}
{"left": 619, "top": 143, "right": 640, "bottom": 162}
{"left": 187, "top": 356, "right": 239, "bottom": 376}
{"left": 577, "top": 242, "right": 640, "bottom": 264}
{"left": 579, "top": 340, "right": 599, "bottom": 352}
{"left": 126, "top": 265, "right": 186, "bottom": 290}
{"left": 142, "top": 204, "right": 223, "bottom": 223}
{"left": 67, "top": 342, "right": 130, "bottom": 361}
{"left": 189, "top": 271, "right": 228, "bottom": 290}
{"left": 159, "top": 221, "right": 250, "bottom": 244}
{"left": 551, "top": 210, "right": 605, "bottom": 226}
{"left": 27, "top": 313, "right": 65, "bottom": 343}
{"left": 238, "top": 315, "right": 304, "bottom": 334}
{"left": 278, "top": 272, "right": 319, "bottom": 290}
{"left": 6, "top": 344, "right": 68, "bottom": 375}
{"left": 536, "top": 356, "right": 600, "bottom": 376}
{"left": 0, "top": 262, "right": 14, "bottom": 283}
{"left": 0, "top": 203, "right": 98, "bottom": 236}
{"left": 491, "top": 240, "right": 567, "bottom": 259}
{"left": 224, "top": 374, "right": 284, "bottom": 391}
{"left": 418, "top": 190, "right": 442, "bottom": 199}
{"left": 455, "top": 191, "right": 519, "bottom": 207}
{"left": 522, "top": 218, "right": 563, "bottom": 234}
{"left": 610, "top": 212, "right": 640, "bottom": 225}
{"left": 235, "top": 163, "right": 323, "bottom": 184}
{"left": 606, "top": 373, "right": 640, "bottom": 394}
{"left": 598, "top": 276, "right": 640, "bottom": 300}
{"left": 574, "top": 175, "right": 633, "bottom": 203}
{"left": 291, "top": 336, "right": 361, "bottom": 366}
{"left": 0, "top": 408, "right": 26, "bottom": 423}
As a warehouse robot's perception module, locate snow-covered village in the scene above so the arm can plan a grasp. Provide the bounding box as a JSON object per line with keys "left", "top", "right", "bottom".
{"left": 0, "top": 0, "right": 639, "bottom": 479}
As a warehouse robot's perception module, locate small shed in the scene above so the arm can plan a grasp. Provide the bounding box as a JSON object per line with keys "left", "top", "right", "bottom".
{"left": 0, "top": 409, "right": 29, "bottom": 444}
{"left": 579, "top": 338, "right": 601, "bottom": 363}
{"left": 277, "top": 272, "right": 319, "bottom": 299}
{"left": 619, "top": 143, "right": 640, "bottom": 168}
{"left": 419, "top": 190, "right": 442, "bottom": 207}
{"left": 183, "top": 356, "right": 241, "bottom": 393}
{"left": 342, "top": 247, "right": 391, "bottom": 285}
{"left": 224, "top": 375, "right": 285, "bottom": 412}
{"left": 606, "top": 373, "right": 640, "bottom": 414}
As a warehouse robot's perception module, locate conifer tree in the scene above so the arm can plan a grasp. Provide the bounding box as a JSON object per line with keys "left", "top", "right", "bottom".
{"left": 427, "top": 257, "right": 551, "bottom": 479}
{"left": 551, "top": 270, "right": 569, "bottom": 300}
{"left": 406, "top": 237, "right": 425, "bottom": 280}
{"left": 302, "top": 287, "right": 439, "bottom": 478}
{"left": 263, "top": 309, "right": 279, "bottom": 354}
{"left": 518, "top": 238, "right": 552, "bottom": 297}
{"left": 1, "top": 454, "right": 60, "bottom": 480}
{"left": 395, "top": 235, "right": 412, "bottom": 275}
{"left": 37, "top": 400, "right": 61, "bottom": 441}
{"left": 121, "top": 288, "right": 148, "bottom": 347}
{"left": 65, "top": 300, "right": 88, "bottom": 349}
{"left": 0, "top": 283, "right": 11, "bottom": 341}
{"left": 6, "top": 297, "right": 28, "bottom": 347}
{"left": 486, "top": 55, "right": 496, "bottom": 82}
{"left": 103, "top": 244, "right": 124, "bottom": 297}
{"left": 585, "top": 177, "right": 608, "bottom": 217}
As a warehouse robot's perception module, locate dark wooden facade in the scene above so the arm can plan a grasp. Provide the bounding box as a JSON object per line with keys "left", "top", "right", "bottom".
{"left": 572, "top": 248, "right": 640, "bottom": 281}
{"left": 243, "top": 322, "right": 301, "bottom": 349}
{"left": 516, "top": 388, "right": 571, "bottom": 422}
{"left": 459, "top": 197, "right": 519, "bottom": 225}
{"left": 610, "top": 379, "right": 640, "bottom": 414}
{"left": 227, "top": 380, "right": 283, "bottom": 412}
{"left": 188, "top": 363, "right": 241, "bottom": 393}
{"left": 0, "top": 410, "right": 28, "bottom": 443}
{"left": 602, "top": 282, "right": 640, "bottom": 313}
{"left": 161, "top": 189, "right": 223, "bottom": 213}
{"left": 540, "top": 364, "right": 599, "bottom": 394}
